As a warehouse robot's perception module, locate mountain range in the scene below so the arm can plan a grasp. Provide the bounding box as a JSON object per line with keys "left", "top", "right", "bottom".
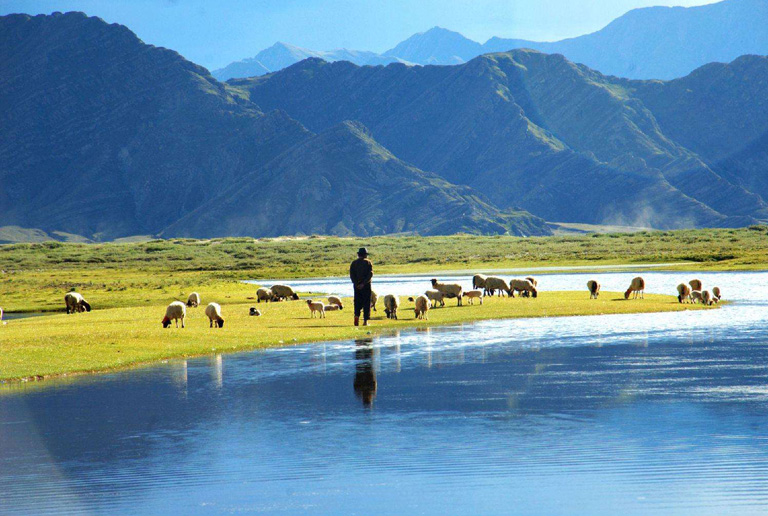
{"left": 0, "top": 12, "right": 548, "bottom": 240}
{"left": 214, "top": 0, "right": 768, "bottom": 81}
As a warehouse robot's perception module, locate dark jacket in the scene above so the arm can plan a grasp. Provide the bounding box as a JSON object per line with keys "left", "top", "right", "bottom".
{"left": 350, "top": 257, "right": 373, "bottom": 290}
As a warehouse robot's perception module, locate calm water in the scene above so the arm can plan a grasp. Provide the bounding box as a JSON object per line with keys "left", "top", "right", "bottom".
{"left": 2, "top": 271, "right": 768, "bottom": 515}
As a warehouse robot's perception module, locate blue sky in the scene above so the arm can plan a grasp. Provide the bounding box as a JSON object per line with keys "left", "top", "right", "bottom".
{"left": 2, "top": 0, "right": 718, "bottom": 69}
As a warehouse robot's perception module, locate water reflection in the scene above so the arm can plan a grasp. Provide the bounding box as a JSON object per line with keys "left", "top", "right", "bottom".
{"left": 353, "top": 338, "right": 377, "bottom": 407}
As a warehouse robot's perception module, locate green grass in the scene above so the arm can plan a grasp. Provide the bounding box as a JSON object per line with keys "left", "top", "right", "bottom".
{"left": 0, "top": 292, "right": 715, "bottom": 382}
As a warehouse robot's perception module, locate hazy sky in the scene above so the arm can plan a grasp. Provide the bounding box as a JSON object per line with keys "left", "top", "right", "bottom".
{"left": 2, "top": 0, "right": 718, "bottom": 69}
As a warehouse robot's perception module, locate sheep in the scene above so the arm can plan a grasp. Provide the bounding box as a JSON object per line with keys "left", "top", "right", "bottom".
{"left": 587, "top": 280, "right": 601, "bottom": 299}
{"left": 701, "top": 290, "right": 716, "bottom": 306}
{"left": 425, "top": 289, "right": 446, "bottom": 308}
{"left": 370, "top": 290, "right": 379, "bottom": 312}
{"left": 271, "top": 284, "right": 300, "bottom": 301}
{"left": 328, "top": 295, "right": 344, "bottom": 309}
{"left": 483, "top": 276, "right": 511, "bottom": 297}
{"left": 383, "top": 294, "right": 400, "bottom": 319}
{"left": 712, "top": 286, "right": 722, "bottom": 302}
{"left": 249, "top": 307, "right": 262, "bottom": 316}
{"left": 472, "top": 274, "right": 488, "bottom": 291}
{"left": 162, "top": 301, "right": 186, "bottom": 328}
{"left": 510, "top": 278, "right": 538, "bottom": 298}
{"left": 624, "top": 277, "right": 645, "bottom": 299}
{"left": 676, "top": 283, "right": 692, "bottom": 303}
{"left": 64, "top": 291, "right": 92, "bottom": 314}
{"left": 306, "top": 299, "right": 325, "bottom": 318}
{"left": 257, "top": 288, "right": 275, "bottom": 303}
{"left": 186, "top": 292, "right": 201, "bottom": 307}
{"left": 324, "top": 304, "right": 341, "bottom": 312}
{"left": 520, "top": 276, "right": 538, "bottom": 297}
{"left": 430, "top": 279, "right": 463, "bottom": 306}
{"left": 205, "top": 302, "right": 225, "bottom": 328}
{"left": 408, "top": 295, "right": 430, "bottom": 320}
{"left": 691, "top": 290, "right": 704, "bottom": 304}
{"left": 464, "top": 290, "right": 484, "bottom": 305}
{"left": 689, "top": 279, "right": 702, "bottom": 292}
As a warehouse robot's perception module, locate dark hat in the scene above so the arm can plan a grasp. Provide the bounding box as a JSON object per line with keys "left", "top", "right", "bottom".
{"left": 357, "top": 247, "right": 369, "bottom": 256}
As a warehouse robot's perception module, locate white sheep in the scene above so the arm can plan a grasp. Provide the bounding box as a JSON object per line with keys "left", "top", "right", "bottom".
{"left": 324, "top": 304, "right": 341, "bottom": 312}
{"left": 65, "top": 291, "right": 91, "bottom": 314}
{"left": 425, "top": 289, "right": 446, "bottom": 307}
{"left": 483, "top": 276, "right": 511, "bottom": 297}
{"left": 691, "top": 290, "right": 704, "bottom": 304}
{"left": 430, "top": 279, "right": 463, "bottom": 306}
{"left": 306, "top": 299, "right": 325, "bottom": 318}
{"left": 328, "top": 295, "right": 344, "bottom": 309}
{"left": 187, "top": 292, "right": 201, "bottom": 307}
{"left": 712, "top": 287, "right": 721, "bottom": 302}
{"left": 370, "top": 290, "right": 379, "bottom": 312}
{"left": 271, "top": 284, "right": 300, "bottom": 301}
{"left": 472, "top": 274, "right": 488, "bottom": 291}
{"left": 383, "top": 294, "right": 400, "bottom": 319}
{"left": 257, "top": 288, "right": 275, "bottom": 303}
{"left": 689, "top": 279, "right": 702, "bottom": 292}
{"left": 162, "top": 301, "right": 186, "bottom": 328}
{"left": 464, "top": 290, "right": 484, "bottom": 305}
{"left": 701, "top": 290, "right": 715, "bottom": 306}
{"left": 205, "top": 302, "right": 225, "bottom": 328}
{"left": 409, "top": 295, "right": 431, "bottom": 320}
{"left": 624, "top": 277, "right": 645, "bottom": 299}
{"left": 510, "top": 278, "right": 537, "bottom": 298}
{"left": 676, "top": 283, "right": 692, "bottom": 303}
{"left": 587, "top": 280, "right": 601, "bottom": 299}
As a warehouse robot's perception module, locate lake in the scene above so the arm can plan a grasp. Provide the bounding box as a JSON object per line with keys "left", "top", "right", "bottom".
{"left": 2, "top": 271, "right": 768, "bottom": 515}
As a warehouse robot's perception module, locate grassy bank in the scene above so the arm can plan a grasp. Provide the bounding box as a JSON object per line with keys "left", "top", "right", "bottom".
{"left": 0, "top": 292, "right": 715, "bottom": 381}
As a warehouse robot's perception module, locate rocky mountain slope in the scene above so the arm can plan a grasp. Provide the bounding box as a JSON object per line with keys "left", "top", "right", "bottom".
{"left": 0, "top": 12, "right": 548, "bottom": 240}
{"left": 233, "top": 51, "right": 768, "bottom": 228}
{"left": 216, "top": 0, "right": 768, "bottom": 81}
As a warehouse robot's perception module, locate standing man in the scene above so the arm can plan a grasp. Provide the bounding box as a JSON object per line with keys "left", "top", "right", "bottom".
{"left": 350, "top": 247, "right": 373, "bottom": 326}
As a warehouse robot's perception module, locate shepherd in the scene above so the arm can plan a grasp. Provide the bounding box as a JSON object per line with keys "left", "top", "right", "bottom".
{"left": 350, "top": 247, "right": 373, "bottom": 326}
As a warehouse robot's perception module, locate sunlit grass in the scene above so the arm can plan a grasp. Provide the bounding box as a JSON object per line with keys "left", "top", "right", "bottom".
{"left": 0, "top": 291, "right": 715, "bottom": 381}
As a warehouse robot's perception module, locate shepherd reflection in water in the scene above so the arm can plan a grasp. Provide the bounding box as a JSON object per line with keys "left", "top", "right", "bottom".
{"left": 353, "top": 338, "right": 377, "bottom": 407}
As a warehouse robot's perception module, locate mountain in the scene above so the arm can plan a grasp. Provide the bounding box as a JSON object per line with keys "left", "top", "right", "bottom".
{"left": 383, "top": 27, "right": 482, "bottom": 65}
{"left": 213, "top": 42, "right": 411, "bottom": 81}
{"left": 232, "top": 51, "right": 768, "bottom": 229}
{"left": 163, "top": 121, "right": 549, "bottom": 238}
{"left": 216, "top": 0, "right": 768, "bottom": 81}
{"left": 485, "top": 0, "right": 768, "bottom": 80}
{"left": 0, "top": 12, "right": 550, "bottom": 239}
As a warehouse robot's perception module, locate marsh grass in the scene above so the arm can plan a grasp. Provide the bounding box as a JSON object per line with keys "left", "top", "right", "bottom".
{"left": 0, "top": 292, "right": 715, "bottom": 381}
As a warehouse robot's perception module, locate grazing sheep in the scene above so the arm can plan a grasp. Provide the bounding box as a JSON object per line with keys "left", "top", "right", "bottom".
{"left": 249, "top": 307, "right": 262, "bottom": 316}
{"left": 408, "top": 295, "right": 431, "bottom": 320}
{"left": 484, "top": 276, "right": 511, "bottom": 297}
{"left": 205, "top": 302, "right": 225, "bottom": 328}
{"left": 712, "top": 287, "right": 722, "bottom": 302}
{"left": 689, "top": 279, "right": 702, "bottom": 292}
{"left": 162, "top": 301, "right": 186, "bottom": 328}
{"left": 370, "top": 290, "right": 378, "bottom": 312}
{"left": 324, "top": 304, "right": 341, "bottom": 312}
{"left": 306, "top": 299, "right": 325, "bottom": 318}
{"left": 430, "top": 279, "right": 463, "bottom": 306}
{"left": 624, "top": 277, "right": 645, "bottom": 300}
{"left": 328, "top": 296, "right": 344, "bottom": 309}
{"left": 510, "top": 278, "right": 538, "bottom": 298}
{"left": 425, "top": 289, "right": 446, "bottom": 308}
{"left": 256, "top": 288, "right": 275, "bottom": 303}
{"left": 691, "top": 290, "right": 704, "bottom": 304}
{"left": 520, "top": 276, "right": 538, "bottom": 297}
{"left": 271, "top": 284, "right": 300, "bottom": 301}
{"left": 186, "top": 292, "right": 201, "bottom": 307}
{"left": 464, "top": 290, "right": 484, "bottom": 305}
{"left": 64, "top": 292, "right": 92, "bottom": 314}
{"left": 676, "top": 283, "right": 692, "bottom": 303}
{"left": 472, "top": 274, "right": 488, "bottom": 291}
{"left": 383, "top": 294, "right": 400, "bottom": 319}
{"left": 587, "top": 280, "right": 601, "bottom": 299}
{"left": 702, "top": 290, "right": 715, "bottom": 306}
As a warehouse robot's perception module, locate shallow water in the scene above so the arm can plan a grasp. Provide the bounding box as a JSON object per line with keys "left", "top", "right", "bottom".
{"left": 2, "top": 271, "right": 768, "bottom": 515}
